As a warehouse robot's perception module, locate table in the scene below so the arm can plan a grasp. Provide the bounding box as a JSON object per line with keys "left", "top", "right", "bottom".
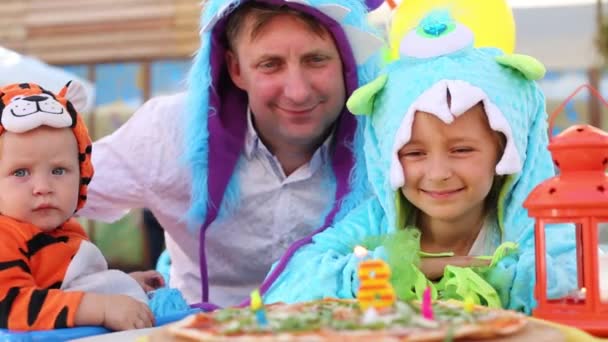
{"left": 69, "top": 327, "right": 161, "bottom": 342}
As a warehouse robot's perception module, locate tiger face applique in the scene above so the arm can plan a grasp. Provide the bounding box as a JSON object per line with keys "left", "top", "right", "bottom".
{"left": 0, "top": 83, "right": 76, "bottom": 133}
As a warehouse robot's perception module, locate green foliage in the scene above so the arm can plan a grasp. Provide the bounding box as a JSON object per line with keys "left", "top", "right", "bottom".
{"left": 79, "top": 212, "right": 144, "bottom": 269}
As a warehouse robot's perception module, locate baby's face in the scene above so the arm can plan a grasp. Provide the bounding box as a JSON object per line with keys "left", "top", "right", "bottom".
{"left": 0, "top": 126, "right": 80, "bottom": 231}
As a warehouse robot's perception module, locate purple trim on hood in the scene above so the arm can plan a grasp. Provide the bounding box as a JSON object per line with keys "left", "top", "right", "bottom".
{"left": 190, "top": 301, "right": 222, "bottom": 312}
{"left": 198, "top": 0, "right": 359, "bottom": 307}
{"left": 199, "top": 15, "right": 249, "bottom": 302}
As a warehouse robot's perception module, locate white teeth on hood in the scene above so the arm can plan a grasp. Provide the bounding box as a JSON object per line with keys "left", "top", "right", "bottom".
{"left": 389, "top": 80, "right": 522, "bottom": 190}
{"left": 200, "top": 0, "right": 383, "bottom": 66}
{"left": 448, "top": 80, "right": 484, "bottom": 116}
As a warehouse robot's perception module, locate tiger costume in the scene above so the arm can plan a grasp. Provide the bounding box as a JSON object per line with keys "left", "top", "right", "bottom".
{"left": 0, "top": 216, "right": 88, "bottom": 330}
{"left": 0, "top": 82, "right": 148, "bottom": 331}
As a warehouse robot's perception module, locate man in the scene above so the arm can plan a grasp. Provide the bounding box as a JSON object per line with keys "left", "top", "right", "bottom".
{"left": 79, "top": 0, "right": 383, "bottom": 308}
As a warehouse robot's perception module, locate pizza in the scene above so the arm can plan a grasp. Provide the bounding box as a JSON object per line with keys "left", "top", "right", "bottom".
{"left": 155, "top": 298, "right": 527, "bottom": 341}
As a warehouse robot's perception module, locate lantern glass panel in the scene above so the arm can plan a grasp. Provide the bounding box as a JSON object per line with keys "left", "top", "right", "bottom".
{"left": 544, "top": 223, "right": 583, "bottom": 304}
{"left": 598, "top": 222, "right": 608, "bottom": 303}
{"left": 600, "top": 222, "right": 608, "bottom": 253}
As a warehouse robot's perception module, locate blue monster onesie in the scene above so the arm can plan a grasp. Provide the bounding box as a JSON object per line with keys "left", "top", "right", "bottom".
{"left": 265, "top": 11, "right": 577, "bottom": 314}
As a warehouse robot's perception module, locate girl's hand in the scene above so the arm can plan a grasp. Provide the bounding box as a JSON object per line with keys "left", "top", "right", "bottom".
{"left": 129, "top": 270, "right": 165, "bottom": 292}
{"left": 420, "top": 256, "right": 491, "bottom": 280}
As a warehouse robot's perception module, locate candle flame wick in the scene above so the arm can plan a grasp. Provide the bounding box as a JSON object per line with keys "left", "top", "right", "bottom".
{"left": 354, "top": 245, "right": 369, "bottom": 258}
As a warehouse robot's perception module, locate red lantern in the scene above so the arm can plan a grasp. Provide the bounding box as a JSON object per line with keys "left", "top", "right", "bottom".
{"left": 524, "top": 84, "right": 608, "bottom": 336}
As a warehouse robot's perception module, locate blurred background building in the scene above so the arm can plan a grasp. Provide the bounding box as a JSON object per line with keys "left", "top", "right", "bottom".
{"left": 0, "top": 0, "right": 200, "bottom": 271}
{"left": 368, "top": 0, "right": 608, "bottom": 133}
{"left": 1, "top": 0, "right": 607, "bottom": 270}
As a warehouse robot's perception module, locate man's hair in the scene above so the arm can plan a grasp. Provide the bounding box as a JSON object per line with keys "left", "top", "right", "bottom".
{"left": 225, "top": 2, "right": 328, "bottom": 51}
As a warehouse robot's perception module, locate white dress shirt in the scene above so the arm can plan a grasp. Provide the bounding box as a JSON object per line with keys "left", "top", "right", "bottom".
{"left": 79, "top": 93, "right": 336, "bottom": 306}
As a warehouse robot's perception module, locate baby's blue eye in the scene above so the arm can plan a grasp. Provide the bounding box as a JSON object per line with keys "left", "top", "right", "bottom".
{"left": 13, "top": 169, "right": 29, "bottom": 177}
{"left": 52, "top": 168, "right": 66, "bottom": 175}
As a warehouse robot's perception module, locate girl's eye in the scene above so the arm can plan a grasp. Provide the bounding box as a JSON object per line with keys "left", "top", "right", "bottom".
{"left": 400, "top": 151, "right": 425, "bottom": 158}
{"left": 52, "top": 168, "right": 66, "bottom": 176}
{"left": 13, "top": 169, "right": 29, "bottom": 177}
{"left": 453, "top": 147, "right": 474, "bottom": 153}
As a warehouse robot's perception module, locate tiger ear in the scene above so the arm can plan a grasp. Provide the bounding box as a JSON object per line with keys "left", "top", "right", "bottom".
{"left": 346, "top": 74, "right": 388, "bottom": 115}
{"left": 59, "top": 81, "right": 88, "bottom": 113}
{"left": 0, "top": 92, "right": 4, "bottom": 125}
{"left": 0, "top": 92, "right": 5, "bottom": 113}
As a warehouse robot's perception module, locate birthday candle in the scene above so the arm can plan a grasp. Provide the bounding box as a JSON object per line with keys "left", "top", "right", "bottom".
{"left": 250, "top": 289, "right": 268, "bottom": 327}
{"left": 422, "top": 287, "right": 434, "bottom": 320}
{"left": 355, "top": 245, "right": 396, "bottom": 310}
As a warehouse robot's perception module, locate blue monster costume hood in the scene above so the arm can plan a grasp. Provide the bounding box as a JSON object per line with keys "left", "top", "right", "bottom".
{"left": 264, "top": 11, "right": 576, "bottom": 313}
{"left": 183, "top": 0, "right": 383, "bottom": 305}
{"left": 348, "top": 11, "right": 547, "bottom": 242}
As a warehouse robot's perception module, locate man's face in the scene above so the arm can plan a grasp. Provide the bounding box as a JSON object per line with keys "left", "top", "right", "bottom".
{"left": 0, "top": 127, "right": 80, "bottom": 231}
{"left": 226, "top": 14, "right": 345, "bottom": 151}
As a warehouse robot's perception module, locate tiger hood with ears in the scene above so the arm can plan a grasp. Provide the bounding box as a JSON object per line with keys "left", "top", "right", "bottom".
{"left": 0, "top": 82, "right": 93, "bottom": 211}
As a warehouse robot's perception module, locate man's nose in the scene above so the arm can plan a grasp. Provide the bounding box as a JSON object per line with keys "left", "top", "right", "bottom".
{"left": 283, "top": 67, "right": 312, "bottom": 103}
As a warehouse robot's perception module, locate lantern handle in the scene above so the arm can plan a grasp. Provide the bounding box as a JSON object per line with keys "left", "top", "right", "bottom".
{"left": 548, "top": 84, "right": 608, "bottom": 140}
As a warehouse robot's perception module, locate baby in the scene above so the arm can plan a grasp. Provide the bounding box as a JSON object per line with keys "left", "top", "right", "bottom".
{"left": 0, "top": 82, "right": 165, "bottom": 331}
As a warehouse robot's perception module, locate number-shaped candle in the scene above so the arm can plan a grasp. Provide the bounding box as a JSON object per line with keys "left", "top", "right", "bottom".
{"left": 354, "top": 246, "right": 396, "bottom": 310}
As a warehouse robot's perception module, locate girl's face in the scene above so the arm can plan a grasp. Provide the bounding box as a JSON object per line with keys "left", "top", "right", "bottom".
{"left": 398, "top": 104, "right": 501, "bottom": 224}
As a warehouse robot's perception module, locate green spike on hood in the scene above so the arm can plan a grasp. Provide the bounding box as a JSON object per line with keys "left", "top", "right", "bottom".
{"left": 495, "top": 54, "right": 546, "bottom": 81}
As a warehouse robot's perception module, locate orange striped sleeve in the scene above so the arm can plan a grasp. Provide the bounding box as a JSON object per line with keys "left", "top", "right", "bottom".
{"left": 0, "top": 220, "right": 85, "bottom": 331}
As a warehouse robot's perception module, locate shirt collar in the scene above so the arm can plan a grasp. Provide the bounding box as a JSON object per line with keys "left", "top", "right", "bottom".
{"left": 244, "top": 108, "right": 258, "bottom": 159}
{"left": 244, "top": 108, "right": 334, "bottom": 164}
